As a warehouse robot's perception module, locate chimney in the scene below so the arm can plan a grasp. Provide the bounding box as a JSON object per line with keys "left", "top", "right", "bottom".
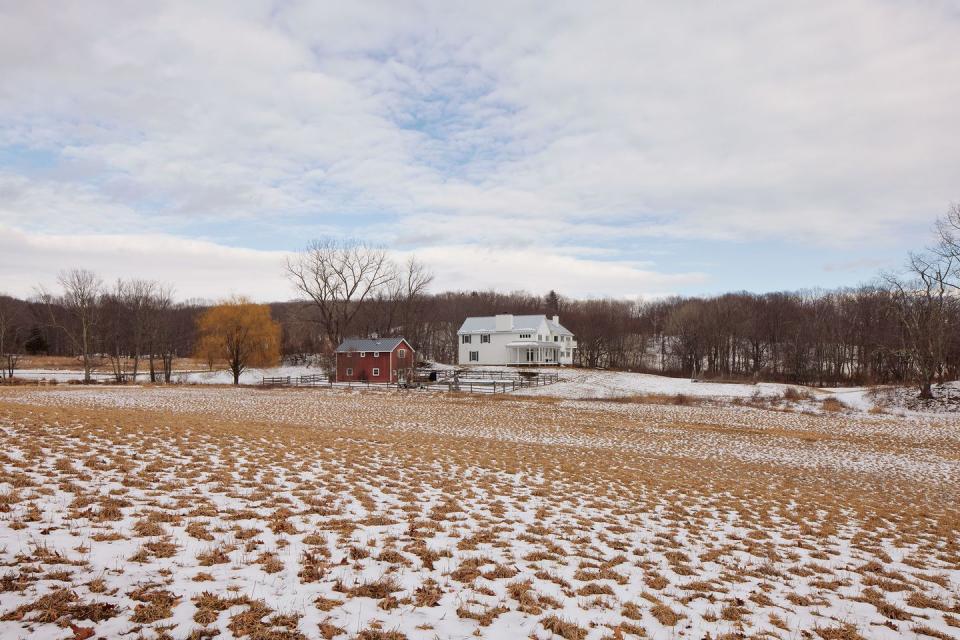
{"left": 494, "top": 314, "right": 513, "bottom": 332}
{"left": 552, "top": 315, "right": 560, "bottom": 325}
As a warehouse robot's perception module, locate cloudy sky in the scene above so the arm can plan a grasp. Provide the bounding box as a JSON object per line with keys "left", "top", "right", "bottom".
{"left": 1, "top": 1, "right": 958, "bottom": 301}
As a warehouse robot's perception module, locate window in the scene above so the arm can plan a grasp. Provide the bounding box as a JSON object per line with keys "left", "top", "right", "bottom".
{"left": 398, "top": 349, "right": 406, "bottom": 359}
{"left": 372, "top": 368, "right": 380, "bottom": 377}
{"left": 554, "top": 336, "right": 559, "bottom": 342}
{"left": 519, "top": 333, "right": 531, "bottom": 339}
{"left": 360, "top": 351, "right": 366, "bottom": 358}
{"left": 538, "top": 334, "right": 542, "bottom": 341}
{"left": 346, "top": 367, "right": 353, "bottom": 376}
{"left": 462, "top": 335, "right": 472, "bottom": 344}
{"left": 480, "top": 334, "right": 490, "bottom": 343}
{"left": 469, "top": 351, "right": 479, "bottom": 362}
{"left": 373, "top": 351, "right": 379, "bottom": 357}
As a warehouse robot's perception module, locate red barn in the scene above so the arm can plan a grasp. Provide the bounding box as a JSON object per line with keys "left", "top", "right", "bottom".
{"left": 334, "top": 337, "right": 416, "bottom": 384}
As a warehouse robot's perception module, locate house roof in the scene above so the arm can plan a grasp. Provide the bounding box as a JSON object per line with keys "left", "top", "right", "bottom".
{"left": 458, "top": 315, "right": 573, "bottom": 336}
{"left": 545, "top": 319, "right": 573, "bottom": 335}
{"left": 335, "top": 337, "right": 409, "bottom": 353}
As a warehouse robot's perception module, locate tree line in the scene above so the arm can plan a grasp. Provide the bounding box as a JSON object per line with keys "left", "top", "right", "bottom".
{"left": 1, "top": 272, "right": 199, "bottom": 383}
{"left": 2, "top": 206, "right": 958, "bottom": 395}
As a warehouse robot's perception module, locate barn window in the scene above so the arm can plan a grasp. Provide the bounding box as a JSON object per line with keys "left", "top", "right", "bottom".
{"left": 480, "top": 334, "right": 490, "bottom": 343}
{"left": 372, "top": 368, "right": 380, "bottom": 377}
{"left": 398, "top": 349, "right": 406, "bottom": 359}
{"left": 462, "top": 335, "right": 472, "bottom": 344}
{"left": 360, "top": 352, "right": 366, "bottom": 357}
{"left": 469, "top": 351, "right": 479, "bottom": 362}
{"left": 346, "top": 368, "right": 353, "bottom": 376}
{"left": 373, "top": 352, "right": 379, "bottom": 357}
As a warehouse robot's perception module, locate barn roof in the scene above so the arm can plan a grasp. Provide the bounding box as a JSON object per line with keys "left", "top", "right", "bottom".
{"left": 335, "top": 337, "right": 409, "bottom": 353}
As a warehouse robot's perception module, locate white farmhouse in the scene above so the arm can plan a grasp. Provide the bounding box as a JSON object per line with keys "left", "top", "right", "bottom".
{"left": 457, "top": 314, "right": 577, "bottom": 366}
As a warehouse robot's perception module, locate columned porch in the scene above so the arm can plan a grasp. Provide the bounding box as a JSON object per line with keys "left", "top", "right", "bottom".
{"left": 505, "top": 341, "right": 561, "bottom": 365}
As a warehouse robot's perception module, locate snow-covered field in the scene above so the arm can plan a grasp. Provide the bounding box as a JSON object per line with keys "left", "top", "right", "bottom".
{"left": 8, "top": 365, "right": 326, "bottom": 385}
{"left": 171, "top": 366, "right": 325, "bottom": 386}
{"left": 507, "top": 368, "right": 960, "bottom": 417}
{"left": 1, "top": 383, "right": 958, "bottom": 640}
{"left": 13, "top": 363, "right": 960, "bottom": 417}
{"left": 515, "top": 369, "right": 796, "bottom": 400}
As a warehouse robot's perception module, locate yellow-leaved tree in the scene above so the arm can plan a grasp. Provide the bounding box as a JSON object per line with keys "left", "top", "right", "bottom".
{"left": 194, "top": 297, "right": 281, "bottom": 385}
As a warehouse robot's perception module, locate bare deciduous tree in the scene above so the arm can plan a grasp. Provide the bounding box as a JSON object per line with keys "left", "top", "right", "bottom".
{"left": 145, "top": 285, "right": 175, "bottom": 382}
{"left": 934, "top": 202, "right": 960, "bottom": 286}
{"left": 98, "top": 279, "right": 161, "bottom": 383}
{"left": 102, "top": 280, "right": 130, "bottom": 383}
{"left": 883, "top": 252, "right": 957, "bottom": 399}
{"left": 382, "top": 256, "right": 433, "bottom": 347}
{"left": 39, "top": 269, "right": 103, "bottom": 383}
{"left": 0, "top": 294, "right": 26, "bottom": 380}
{"left": 286, "top": 239, "right": 398, "bottom": 350}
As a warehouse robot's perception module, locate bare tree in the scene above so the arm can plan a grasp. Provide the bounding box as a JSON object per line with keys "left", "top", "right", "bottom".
{"left": 666, "top": 300, "right": 707, "bottom": 377}
{"left": 102, "top": 280, "right": 131, "bottom": 383}
{"left": 0, "top": 295, "right": 26, "bottom": 380}
{"left": 286, "top": 239, "right": 398, "bottom": 350}
{"left": 934, "top": 203, "right": 960, "bottom": 287}
{"left": 39, "top": 269, "right": 103, "bottom": 383}
{"left": 126, "top": 279, "right": 157, "bottom": 382}
{"left": 883, "top": 252, "right": 957, "bottom": 399}
{"left": 384, "top": 255, "right": 434, "bottom": 344}
{"left": 145, "top": 285, "right": 175, "bottom": 382}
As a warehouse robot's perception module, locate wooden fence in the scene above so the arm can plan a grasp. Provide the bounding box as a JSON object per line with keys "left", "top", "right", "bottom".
{"left": 260, "top": 369, "right": 560, "bottom": 395}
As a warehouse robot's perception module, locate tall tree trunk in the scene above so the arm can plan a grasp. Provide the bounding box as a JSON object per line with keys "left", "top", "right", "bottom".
{"left": 111, "top": 340, "right": 123, "bottom": 383}
{"left": 163, "top": 353, "right": 174, "bottom": 383}
{"left": 82, "top": 324, "right": 92, "bottom": 383}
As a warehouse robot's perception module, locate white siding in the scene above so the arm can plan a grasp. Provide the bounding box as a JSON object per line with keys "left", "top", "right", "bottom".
{"left": 457, "top": 331, "right": 520, "bottom": 365}
{"left": 457, "top": 316, "right": 577, "bottom": 365}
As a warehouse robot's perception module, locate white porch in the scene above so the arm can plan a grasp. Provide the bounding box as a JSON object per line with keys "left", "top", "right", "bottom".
{"left": 505, "top": 341, "right": 562, "bottom": 365}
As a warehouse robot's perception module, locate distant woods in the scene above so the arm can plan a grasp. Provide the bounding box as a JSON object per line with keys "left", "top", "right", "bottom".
{"left": 8, "top": 270, "right": 189, "bottom": 384}
{"left": 1, "top": 206, "right": 958, "bottom": 395}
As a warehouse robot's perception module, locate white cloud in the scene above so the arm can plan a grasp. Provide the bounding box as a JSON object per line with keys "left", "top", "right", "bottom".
{"left": 0, "top": 0, "right": 958, "bottom": 289}
{"left": 0, "top": 173, "right": 145, "bottom": 233}
{"left": 0, "top": 226, "right": 703, "bottom": 301}
{"left": 0, "top": 226, "right": 290, "bottom": 302}
{"left": 402, "top": 245, "right": 706, "bottom": 298}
